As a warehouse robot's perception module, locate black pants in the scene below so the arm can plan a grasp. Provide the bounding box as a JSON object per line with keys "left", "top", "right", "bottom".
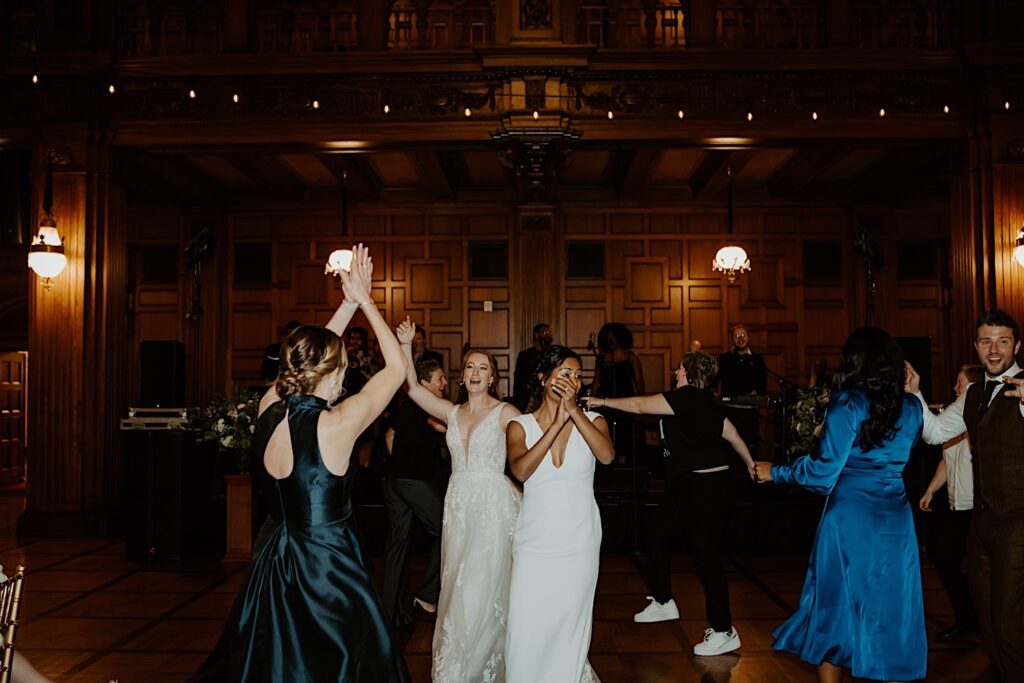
{"left": 968, "top": 506, "right": 1024, "bottom": 682}
{"left": 646, "top": 470, "right": 735, "bottom": 632}
{"left": 381, "top": 477, "right": 444, "bottom": 630}
{"left": 927, "top": 506, "right": 975, "bottom": 627}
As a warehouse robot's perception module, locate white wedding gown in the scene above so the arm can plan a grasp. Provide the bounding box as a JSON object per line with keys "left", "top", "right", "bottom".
{"left": 432, "top": 403, "right": 522, "bottom": 683}
{"left": 505, "top": 413, "right": 602, "bottom": 683}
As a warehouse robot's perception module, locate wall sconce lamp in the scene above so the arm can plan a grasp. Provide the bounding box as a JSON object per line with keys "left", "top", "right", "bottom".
{"left": 1014, "top": 225, "right": 1024, "bottom": 268}
{"left": 28, "top": 152, "right": 67, "bottom": 289}
{"left": 712, "top": 167, "right": 751, "bottom": 283}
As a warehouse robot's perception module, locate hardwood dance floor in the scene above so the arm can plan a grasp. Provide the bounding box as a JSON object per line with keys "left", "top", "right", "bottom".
{"left": 0, "top": 497, "right": 998, "bottom": 682}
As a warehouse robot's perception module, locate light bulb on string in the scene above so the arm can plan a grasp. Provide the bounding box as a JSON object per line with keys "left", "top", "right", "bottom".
{"left": 31, "top": 74, "right": 39, "bottom": 84}
{"left": 464, "top": 107, "right": 471, "bottom": 117}
{"left": 879, "top": 108, "right": 886, "bottom": 117}
{"left": 532, "top": 110, "right": 539, "bottom": 120}
{"left": 232, "top": 93, "right": 240, "bottom": 104}
{"left": 108, "top": 83, "right": 116, "bottom": 94}
{"left": 312, "top": 99, "right": 320, "bottom": 110}
{"left": 677, "top": 109, "right": 685, "bottom": 120}
{"left": 746, "top": 112, "right": 753, "bottom": 122}
{"left": 383, "top": 103, "right": 390, "bottom": 114}
{"left": 943, "top": 105, "right": 949, "bottom": 114}
{"left": 188, "top": 88, "right": 197, "bottom": 99}
{"left": 607, "top": 110, "right": 614, "bottom": 120}
{"left": 1005, "top": 101, "right": 1011, "bottom": 111}
{"left": 812, "top": 111, "right": 819, "bottom": 121}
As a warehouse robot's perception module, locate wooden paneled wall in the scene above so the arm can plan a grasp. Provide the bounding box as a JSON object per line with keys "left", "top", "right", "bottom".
{"left": 129, "top": 201, "right": 953, "bottom": 403}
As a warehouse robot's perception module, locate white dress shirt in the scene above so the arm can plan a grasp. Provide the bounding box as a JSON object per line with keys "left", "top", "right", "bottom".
{"left": 942, "top": 437, "right": 974, "bottom": 511}
{"left": 916, "top": 362, "right": 1024, "bottom": 445}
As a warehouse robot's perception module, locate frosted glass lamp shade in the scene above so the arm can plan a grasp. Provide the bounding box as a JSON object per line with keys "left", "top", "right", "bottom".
{"left": 325, "top": 249, "right": 353, "bottom": 276}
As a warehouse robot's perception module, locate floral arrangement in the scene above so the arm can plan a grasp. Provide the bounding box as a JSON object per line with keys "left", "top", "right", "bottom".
{"left": 787, "top": 386, "right": 830, "bottom": 459}
{"left": 192, "top": 387, "right": 262, "bottom": 473}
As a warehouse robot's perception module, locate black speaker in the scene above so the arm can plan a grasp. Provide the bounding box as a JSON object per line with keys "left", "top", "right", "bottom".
{"left": 896, "top": 336, "right": 931, "bottom": 400}
{"left": 140, "top": 340, "right": 186, "bottom": 408}
{"left": 123, "top": 430, "right": 209, "bottom": 561}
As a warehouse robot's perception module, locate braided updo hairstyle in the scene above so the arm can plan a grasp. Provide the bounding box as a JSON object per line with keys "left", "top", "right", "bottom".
{"left": 274, "top": 325, "right": 348, "bottom": 399}
{"left": 679, "top": 351, "right": 718, "bottom": 389}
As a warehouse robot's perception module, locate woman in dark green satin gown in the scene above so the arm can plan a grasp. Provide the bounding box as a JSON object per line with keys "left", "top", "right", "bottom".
{"left": 192, "top": 245, "right": 410, "bottom": 682}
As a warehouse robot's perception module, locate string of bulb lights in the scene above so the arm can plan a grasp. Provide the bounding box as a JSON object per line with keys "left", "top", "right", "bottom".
{"left": 24, "top": 72, "right": 1016, "bottom": 121}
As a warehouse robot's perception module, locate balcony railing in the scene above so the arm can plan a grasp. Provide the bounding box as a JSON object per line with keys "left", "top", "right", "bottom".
{"left": 2, "top": 0, "right": 965, "bottom": 57}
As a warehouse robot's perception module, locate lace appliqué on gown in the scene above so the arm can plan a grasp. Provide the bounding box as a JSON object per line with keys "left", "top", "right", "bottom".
{"left": 431, "top": 404, "right": 521, "bottom": 683}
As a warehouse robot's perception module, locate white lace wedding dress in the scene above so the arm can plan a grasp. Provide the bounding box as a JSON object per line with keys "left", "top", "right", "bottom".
{"left": 504, "top": 412, "right": 602, "bottom": 683}
{"left": 432, "top": 403, "right": 522, "bottom": 683}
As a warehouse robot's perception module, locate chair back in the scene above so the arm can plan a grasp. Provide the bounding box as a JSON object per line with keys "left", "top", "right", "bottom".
{"left": 0, "top": 566, "right": 25, "bottom": 683}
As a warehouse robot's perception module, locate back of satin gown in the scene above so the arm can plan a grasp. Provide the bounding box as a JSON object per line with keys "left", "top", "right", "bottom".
{"left": 770, "top": 389, "right": 926, "bottom": 682}
{"left": 191, "top": 394, "right": 409, "bottom": 682}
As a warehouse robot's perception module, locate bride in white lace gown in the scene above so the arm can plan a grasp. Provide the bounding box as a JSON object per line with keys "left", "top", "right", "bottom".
{"left": 506, "top": 346, "right": 615, "bottom": 683}
{"left": 396, "top": 319, "right": 522, "bottom": 682}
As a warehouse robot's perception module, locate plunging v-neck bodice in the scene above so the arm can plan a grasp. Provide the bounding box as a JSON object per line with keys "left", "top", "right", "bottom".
{"left": 445, "top": 403, "right": 507, "bottom": 474}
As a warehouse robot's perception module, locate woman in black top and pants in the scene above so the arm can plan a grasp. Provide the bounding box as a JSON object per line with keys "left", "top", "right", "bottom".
{"left": 585, "top": 351, "right": 755, "bottom": 657}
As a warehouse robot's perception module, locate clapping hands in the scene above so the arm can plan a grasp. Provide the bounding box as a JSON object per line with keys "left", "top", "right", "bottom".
{"left": 552, "top": 373, "right": 581, "bottom": 422}
{"left": 339, "top": 244, "right": 373, "bottom": 306}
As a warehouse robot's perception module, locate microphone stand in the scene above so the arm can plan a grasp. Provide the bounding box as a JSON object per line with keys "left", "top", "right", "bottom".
{"left": 764, "top": 367, "right": 800, "bottom": 462}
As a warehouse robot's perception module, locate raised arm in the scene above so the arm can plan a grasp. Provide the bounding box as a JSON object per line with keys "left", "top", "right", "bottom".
{"left": 583, "top": 392, "right": 673, "bottom": 415}
{"left": 396, "top": 317, "right": 454, "bottom": 422}
{"left": 905, "top": 362, "right": 968, "bottom": 444}
{"left": 722, "top": 418, "right": 756, "bottom": 481}
{"left": 331, "top": 246, "right": 407, "bottom": 434}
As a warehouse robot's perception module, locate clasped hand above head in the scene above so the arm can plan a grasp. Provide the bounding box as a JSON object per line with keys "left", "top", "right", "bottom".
{"left": 337, "top": 243, "right": 373, "bottom": 306}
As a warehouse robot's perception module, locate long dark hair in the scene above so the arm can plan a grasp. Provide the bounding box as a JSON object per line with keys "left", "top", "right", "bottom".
{"left": 526, "top": 345, "right": 583, "bottom": 413}
{"left": 831, "top": 326, "right": 904, "bottom": 450}
{"left": 597, "top": 322, "right": 634, "bottom": 353}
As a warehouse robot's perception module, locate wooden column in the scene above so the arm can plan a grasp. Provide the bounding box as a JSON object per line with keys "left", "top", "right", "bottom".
{"left": 19, "top": 135, "right": 128, "bottom": 537}
{"left": 949, "top": 116, "right": 1024, "bottom": 357}
{"left": 513, "top": 208, "right": 561, "bottom": 361}
{"left": 687, "top": 0, "right": 719, "bottom": 48}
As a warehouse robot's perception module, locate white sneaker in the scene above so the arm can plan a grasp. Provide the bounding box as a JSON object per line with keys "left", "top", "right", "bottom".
{"left": 693, "top": 627, "right": 741, "bottom": 656}
{"left": 633, "top": 596, "right": 680, "bottom": 623}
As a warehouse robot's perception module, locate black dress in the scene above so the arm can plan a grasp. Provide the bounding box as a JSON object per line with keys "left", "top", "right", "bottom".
{"left": 192, "top": 394, "right": 410, "bottom": 682}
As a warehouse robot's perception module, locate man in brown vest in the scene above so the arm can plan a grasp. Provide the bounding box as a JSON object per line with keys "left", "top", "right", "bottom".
{"left": 906, "top": 308, "right": 1024, "bottom": 682}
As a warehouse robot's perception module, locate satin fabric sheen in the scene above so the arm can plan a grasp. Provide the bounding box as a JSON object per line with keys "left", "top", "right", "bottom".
{"left": 191, "top": 395, "right": 409, "bottom": 682}
{"left": 771, "top": 390, "right": 927, "bottom": 682}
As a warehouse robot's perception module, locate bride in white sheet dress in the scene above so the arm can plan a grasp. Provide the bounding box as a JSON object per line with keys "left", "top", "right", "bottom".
{"left": 505, "top": 346, "right": 615, "bottom": 683}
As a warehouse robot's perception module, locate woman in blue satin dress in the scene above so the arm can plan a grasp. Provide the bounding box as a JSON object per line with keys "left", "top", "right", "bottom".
{"left": 754, "top": 327, "right": 926, "bottom": 683}
{"left": 192, "top": 245, "right": 410, "bottom": 682}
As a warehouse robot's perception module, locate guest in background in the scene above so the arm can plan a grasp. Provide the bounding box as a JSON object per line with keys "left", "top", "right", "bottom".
{"left": 585, "top": 352, "right": 755, "bottom": 657}
{"left": 380, "top": 359, "right": 448, "bottom": 630}
{"left": 591, "top": 322, "right": 644, "bottom": 462}
{"left": 918, "top": 363, "right": 983, "bottom": 643}
{"left": 260, "top": 320, "right": 301, "bottom": 384}
{"left": 411, "top": 325, "right": 443, "bottom": 367}
{"left": 755, "top": 327, "right": 926, "bottom": 683}
{"left": 717, "top": 325, "right": 767, "bottom": 454}
{"left": 907, "top": 308, "right": 1024, "bottom": 682}
{"left": 512, "top": 323, "right": 553, "bottom": 411}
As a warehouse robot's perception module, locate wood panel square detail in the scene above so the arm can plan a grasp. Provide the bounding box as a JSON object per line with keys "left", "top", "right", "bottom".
{"left": 565, "top": 309, "right": 607, "bottom": 349}
{"left": 626, "top": 259, "right": 669, "bottom": 306}
{"left": 408, "top": 261, "right": 449, "bottom": 306}
{"left": 687, "top": 241, "right": 722, "bottom": 280}
{"left": 295, "top": 263, "right": 328, "bottom": 305}
{"left": 742, "top": 257, "right": 784, "bottom": 308}
{"left": 469, "top": 309, "right": 508, "bottom": 348}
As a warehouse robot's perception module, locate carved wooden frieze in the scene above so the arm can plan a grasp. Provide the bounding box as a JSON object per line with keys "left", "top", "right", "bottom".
{"left": 521, "top": 0, "right": 552, "bottom": 30}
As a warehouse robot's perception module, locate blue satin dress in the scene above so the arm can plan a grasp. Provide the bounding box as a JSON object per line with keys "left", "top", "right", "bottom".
{"left": 771, "top": 389, "right": 926, "bottom": 681}
{"left": 192, "top": 395, "right": 409, "bottom": 682}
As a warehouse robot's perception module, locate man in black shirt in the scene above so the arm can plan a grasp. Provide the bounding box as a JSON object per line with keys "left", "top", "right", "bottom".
{"left": 512, "top": 323, "right": 553, "bottom": 411}
{"left": 380, "top": 359, "right": 448, "bottom": 629}
{"left": 716, "top": 324, "right": 768, "bottom": 453}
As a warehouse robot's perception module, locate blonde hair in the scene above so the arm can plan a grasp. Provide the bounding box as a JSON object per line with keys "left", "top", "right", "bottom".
{"left": 275, "top": 325, "right": 347, "bottom": 399}
{"left": 457, "top": 348, "right": 502, "bottom": 402}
